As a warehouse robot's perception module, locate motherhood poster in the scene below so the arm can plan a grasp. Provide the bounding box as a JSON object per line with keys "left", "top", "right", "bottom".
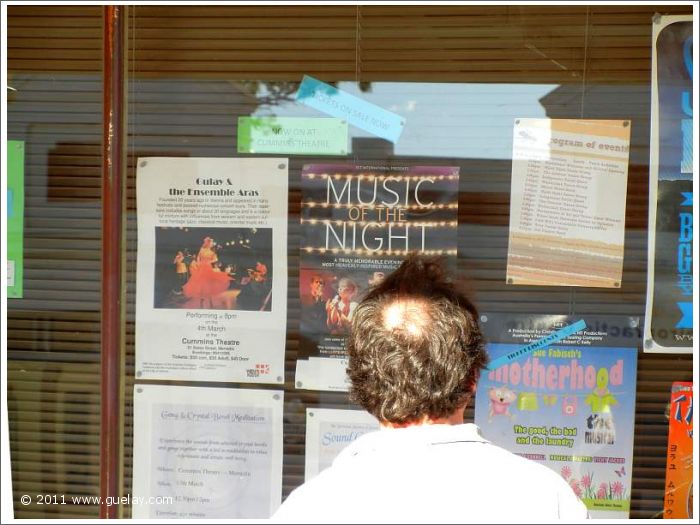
{"left": 475, "top": 314, "right": 638, "bottom": 518}
{"left": 296, "top": 163, "right": 459, "bottom": 390}
{"left": 507, "top": 119, "right": 631, "bottom": 287}
{"left": 132, "top": 385, "right": 283, "bottom": 518}
{"left": 136, "top": 157, "right": 288, "bottom": 383}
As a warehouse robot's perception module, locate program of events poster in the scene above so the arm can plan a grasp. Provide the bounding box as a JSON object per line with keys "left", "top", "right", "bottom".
{"left": 663, "top": 382, "right": 693, "bottom": 519}
{"left": 506, "top": 119, "right": 631, "bottom": 287}
{"left": 644, "top": 16, "right": 693, "bottom": 353}
{"left": 136, "top": 157, "right": 288, "bottom": 383}
{"left": 132, "top": 385, "right": 283, "bottom": 518}
{"left": 295, "top": 163, "right": 459, "bottom": 391}
{"left": 474, "top": 314, "right": 638, "bottom": 518}
{"left": 305, "top": 408, "right": 379, "bottom": 481}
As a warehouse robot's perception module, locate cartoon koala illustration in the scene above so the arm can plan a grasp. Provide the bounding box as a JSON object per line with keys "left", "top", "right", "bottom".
{"left": 488, "top": 386, "right": 517, "bottom": 422}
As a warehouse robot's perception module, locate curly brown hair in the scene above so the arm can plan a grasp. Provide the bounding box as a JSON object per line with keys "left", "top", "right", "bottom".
{"left": 346, "top": 256, "right": 488, "bottom": 424}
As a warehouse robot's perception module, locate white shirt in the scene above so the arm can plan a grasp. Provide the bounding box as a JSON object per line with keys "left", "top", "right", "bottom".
{"left": 273, "top": 423, "right": 589, "bottom": 523}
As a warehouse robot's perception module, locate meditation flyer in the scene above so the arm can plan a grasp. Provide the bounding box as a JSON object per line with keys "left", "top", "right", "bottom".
{"left": 132, "top": 385, "right": 283, "bottom": 518}
{"left": 474, "top": 314, "right": 638, "bottom": 518}
{"left": 304, "top": 408, "right": 379, "bottom": 481}
{"left": 506, "top": 118, "right": 631, "bottom": 287}
{"left": 135, "top": 157, "right": 288, "bottom": 383}
{"left": 295, "top": 163, "right": 459, "bottom": 391}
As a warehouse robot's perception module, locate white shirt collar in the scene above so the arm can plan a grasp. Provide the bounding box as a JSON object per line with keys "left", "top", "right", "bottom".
{"left": 334, "top": 422, "right": 488, "bottom": 466}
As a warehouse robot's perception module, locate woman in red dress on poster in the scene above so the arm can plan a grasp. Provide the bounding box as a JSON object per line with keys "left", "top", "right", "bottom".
{"left": 182, "top": 237, "right": 231, "bottom": 309}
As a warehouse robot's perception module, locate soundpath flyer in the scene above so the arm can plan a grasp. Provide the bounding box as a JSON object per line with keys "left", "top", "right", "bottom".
{"left": 135, "top": 157, "right": 287, "bottom": 383}
{"left": 132, "top": 385, "right": 283, "bottom": 518}
{"left": 474, "top": 314, "right": 638, "bottom": 519}
{"left": 295, "top": 163, "right": 459, "bottom": 391}
{"left": 305, "top": 408, "right": 379, "bottom": 481}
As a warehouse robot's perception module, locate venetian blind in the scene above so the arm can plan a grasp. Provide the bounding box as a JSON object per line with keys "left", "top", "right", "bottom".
{"left": 6, "top": 5, "right": 103, "bottom": 518}
{"left": 6, "top": 4, "right": 693, "bottom": 520}
{"left": 125, "top": 5, "right": 692, "bottom": 519}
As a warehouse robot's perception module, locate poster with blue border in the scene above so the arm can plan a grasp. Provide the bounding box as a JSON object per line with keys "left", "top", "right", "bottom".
{"left": 474, "top": 314, "right": 638, "bottom": 519}
{"left": 644, "top": 15, "right": 693, "bottom": 353}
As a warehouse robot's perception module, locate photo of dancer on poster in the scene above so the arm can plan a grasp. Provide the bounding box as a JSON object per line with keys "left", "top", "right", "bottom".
{"left": 153, "top": 226, "right": 273, "bottom": 311}
{"left": 182, "top": 236, "right": 232, "bottom": 308}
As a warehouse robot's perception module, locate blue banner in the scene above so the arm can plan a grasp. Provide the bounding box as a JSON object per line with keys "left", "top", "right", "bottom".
{"left": 296, "top": 76, "right": 405, "bottom": 144}
{"left": 646, "top": 18, "right": 693, "bottom": 350}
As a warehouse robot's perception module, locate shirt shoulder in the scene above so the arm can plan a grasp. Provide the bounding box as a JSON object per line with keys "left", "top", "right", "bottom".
{"left": 271, "top": 469, "right": 341, "bottom": 523}
{"left": 473, "top": 442, "right": 589, "bottom": 519}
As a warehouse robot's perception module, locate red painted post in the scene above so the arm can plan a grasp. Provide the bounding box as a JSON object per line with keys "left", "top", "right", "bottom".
{"left": 100, "top": 5, "right": 125, "bottom": 519}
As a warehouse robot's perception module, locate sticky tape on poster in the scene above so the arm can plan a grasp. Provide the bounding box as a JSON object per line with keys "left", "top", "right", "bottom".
{"left": 486, "top": 319, "right": 587, "bottom": 370}
{"left": 296, "top": 75, "right": 405, "bottom": 144}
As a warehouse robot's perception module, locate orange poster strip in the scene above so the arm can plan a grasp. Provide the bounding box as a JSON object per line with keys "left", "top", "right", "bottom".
{"left": 664, "top": 382, "right": 693, "bottom": 519}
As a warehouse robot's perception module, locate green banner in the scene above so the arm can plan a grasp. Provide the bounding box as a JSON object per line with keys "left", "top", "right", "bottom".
{"left": 7, "top": 140, "right": 25, "bottom": 298}
{"left": 237, "top": 117, "right": 348, "bottom": 156}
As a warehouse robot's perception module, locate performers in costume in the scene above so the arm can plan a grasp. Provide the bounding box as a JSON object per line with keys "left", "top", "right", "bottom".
{"left": 304, "top": 274, "right": 328, "bottom": 333}
{"left": 326, "top": 277, "right": 359, "bottom": 334}
{"left": 237, "top": 261, "right": 272, "bottom": 311}
{"left": 181, "top": 237, "right": 232, "bottom": 308}
{"left": 172, "top": 250, "right": 188, "bottom": 294}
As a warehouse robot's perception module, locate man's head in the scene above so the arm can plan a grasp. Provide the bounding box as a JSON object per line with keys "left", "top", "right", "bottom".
{"left": 368, "top": 271, "right": 385, "bottom": 288}
{"left": 310, "top": 275, "right": 325, "bottom": 297}
{"left": 346, "top": 256, "right": 487, "bottom": 425}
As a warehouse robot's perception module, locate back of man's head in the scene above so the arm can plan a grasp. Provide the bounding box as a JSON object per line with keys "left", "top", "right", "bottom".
{"left": 346, "top": 256, "right": 487, "bottom": 424}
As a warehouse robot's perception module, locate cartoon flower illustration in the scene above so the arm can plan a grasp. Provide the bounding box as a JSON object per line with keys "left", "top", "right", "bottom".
{"left": 579, "top": 472, "right": 595, "bottom": 498}
{"left": 569, "top": 479, "right": 583, "bottom": 498}
{"left": 597, "top": 486, "right": 607, "bottom": 499}
{"left": 561, "top": 465, "right": 572, "bottom": 480}
{"left": 611, "top": 481, "right": 624, "bottom": 498}
{"left": 581, "top": 473, "right": 592, "bottom": 488}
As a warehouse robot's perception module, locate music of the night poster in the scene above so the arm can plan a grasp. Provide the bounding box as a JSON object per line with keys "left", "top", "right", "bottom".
{"left": 295, "top": 163, "right": 459, "bottom": 391}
